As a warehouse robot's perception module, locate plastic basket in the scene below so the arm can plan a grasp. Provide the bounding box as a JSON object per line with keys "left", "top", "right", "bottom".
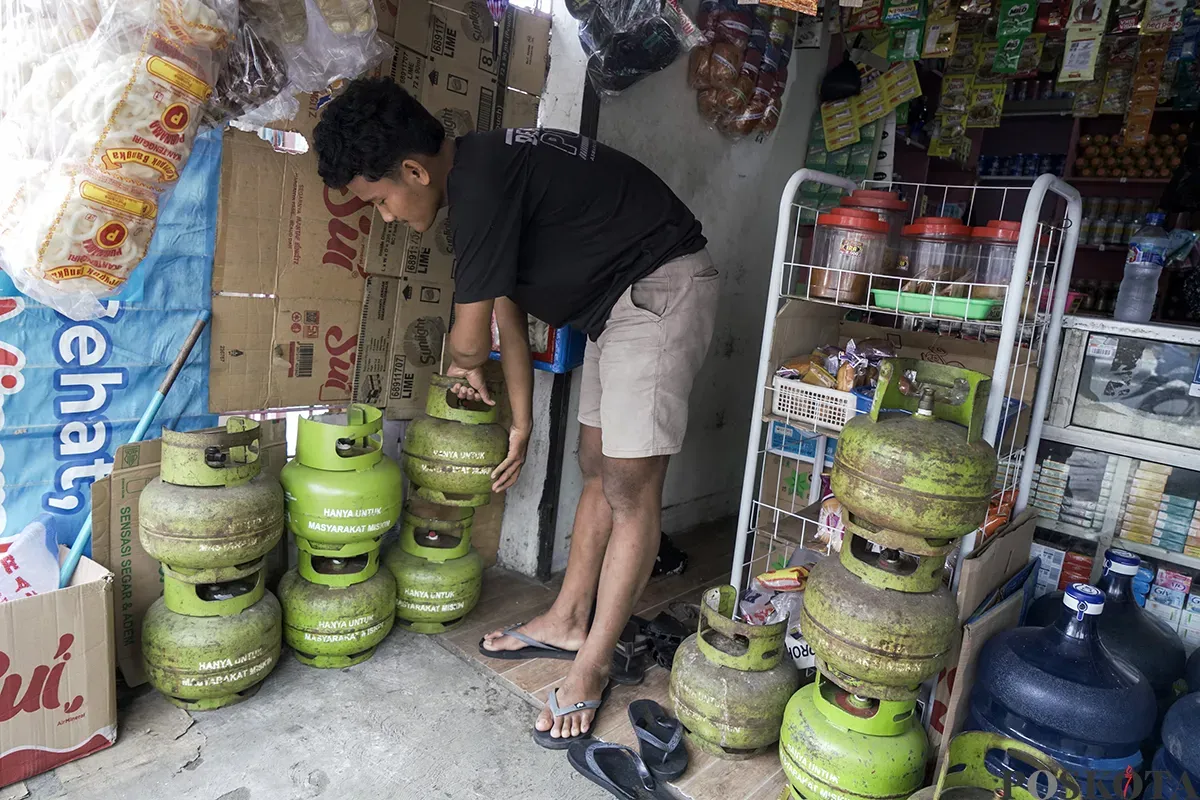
{"left": 771, "top": 376, "right": 858, "bottom": 431}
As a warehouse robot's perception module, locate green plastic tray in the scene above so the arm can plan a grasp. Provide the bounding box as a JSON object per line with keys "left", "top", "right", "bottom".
{"left": 871, "top": 289, "right": 999, "bottom": 320}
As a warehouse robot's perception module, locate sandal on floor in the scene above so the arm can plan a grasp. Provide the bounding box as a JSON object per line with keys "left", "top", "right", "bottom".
{"left": 567, "top": 741, "right": 672, "bottom": 799}
{"left": 478, "top": 623, "right": 577, "bottom": 661}
{"left": 645, "top": 612, "right": 691, "bottom": 670}
{"left": 629, "top": 699, "right": 688, "bottom": 781}
{"left": 532, "top": 681, "right": 614, "bottom": 750}
{"left": 611, "top": 619, "right": 650, "bottom": 685}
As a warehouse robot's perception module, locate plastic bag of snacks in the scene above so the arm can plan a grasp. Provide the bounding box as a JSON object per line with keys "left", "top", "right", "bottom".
{"left": 691, "top": 0, "right": 793, "bottom": 140}
{"left": 204, "top": 7, "right": 291, "bottom": 126}
{"left": 0, "top": 0, "right": 237, "bottom": 320}
{"left": 232, "top": 0, "right": 388, "bottom": 127}
{"left": 581, "top": 0, "right": 702, "bottom": 94}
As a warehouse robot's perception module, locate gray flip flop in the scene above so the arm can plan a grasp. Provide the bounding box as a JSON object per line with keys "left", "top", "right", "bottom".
{"left": 478, "top": 623, "right": 577, "bottom": 661}
{"left": 532, "top": 681, "right": 613, "bottom": 750}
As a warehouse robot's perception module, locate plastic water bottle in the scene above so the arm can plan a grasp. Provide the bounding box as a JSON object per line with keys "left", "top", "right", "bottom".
{"left": 1115, "top": 212, "right": 1169, "bottom": 322}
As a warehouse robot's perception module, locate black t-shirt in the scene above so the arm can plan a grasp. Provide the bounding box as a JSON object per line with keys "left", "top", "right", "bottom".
{"left": 447, "top": 128, "right": 706, "bottom": 339}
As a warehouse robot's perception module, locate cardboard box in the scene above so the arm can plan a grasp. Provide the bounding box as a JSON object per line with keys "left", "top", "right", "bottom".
{"left": 1146, "top": 598, "right": 1183, "bottom": 626}
{"left": 90, "top": 422, "right": 287, "bottom": 687}
{"left": 0, "top": 553, "right": 117, "bottom": 786}
{"left": 1157, "top": 567, "right": 1193, "bottom": 593}
{"left": 1151, "top": 585, "right": 1188, "bottom": 609}
{"left": 213, "top": 0, "right": 550, "bottom": 413}
{"left": 928, "top": 512, "right": 1034, "bottom": 764}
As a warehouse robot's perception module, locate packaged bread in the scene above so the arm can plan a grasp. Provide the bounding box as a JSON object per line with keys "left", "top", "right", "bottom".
{"left": 709, "top": 42, "right": 743, "bottom": 88}
{"left": 688, "top": 44, "right": 713, "bottom": 89}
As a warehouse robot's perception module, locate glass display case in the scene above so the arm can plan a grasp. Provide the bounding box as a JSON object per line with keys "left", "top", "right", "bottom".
{"left": 1034, "top": 316, "right": 1200, "bottom": 576}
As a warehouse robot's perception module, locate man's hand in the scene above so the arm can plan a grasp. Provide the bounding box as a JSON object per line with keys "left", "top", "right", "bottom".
{"left": 446, "top": 364, "right": 494, "bottom": 406}
{"left": 492, "top": 426, "right": 530, "bottom": 492}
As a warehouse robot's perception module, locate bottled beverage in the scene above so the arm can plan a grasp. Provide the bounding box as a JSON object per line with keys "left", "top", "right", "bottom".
{"left": 1115, "top": 212, "right": 1169, "bottom": 322}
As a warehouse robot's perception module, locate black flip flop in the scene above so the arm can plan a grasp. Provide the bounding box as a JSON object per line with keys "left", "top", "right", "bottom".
{"left": 611, "top": 619, "right": 650, "bottom": 685}
{"left": 629, "top": 699, "right": 687, "bottom": 781}
{"left": 645, "top": 612, "right": 691, "bottom": 670}
{"left": 567, "top": 740, "right": 672, "bottom": 799}
{"left": 478, "top": 623, "right": 577, "bottom": 661}
{"left": 532, "top": 680, "right": 614, "bottom": 750}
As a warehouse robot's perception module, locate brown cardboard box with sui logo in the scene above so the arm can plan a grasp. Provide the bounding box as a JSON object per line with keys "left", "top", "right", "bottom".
{"left": 0, "top": 553, "right": 117, "bottom": 787}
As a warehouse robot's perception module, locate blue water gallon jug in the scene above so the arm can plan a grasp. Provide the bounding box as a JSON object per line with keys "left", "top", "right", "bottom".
{"left": 1152, "top": 693, "right": 1200, "bottom": 800}
{"left": 1024, "top": 550, "right": 1185, "bottom": 726}
{"left": 969, "top": 583, "right": 1157, "bottom": 798}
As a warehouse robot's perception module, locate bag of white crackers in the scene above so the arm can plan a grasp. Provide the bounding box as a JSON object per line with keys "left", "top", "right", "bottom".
{"left": 0, "top": 0, "right": 236, "bottom": 320}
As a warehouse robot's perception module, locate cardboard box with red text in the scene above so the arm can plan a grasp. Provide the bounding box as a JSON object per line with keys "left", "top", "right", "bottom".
{"left": 90, "top": 422, "right": 288, "bottom": 687}
{"left": 212, "top": 0, "right": 549, "bottom": 414}
{"left": 0, "top": 553, "right": 116, "bottom": 787}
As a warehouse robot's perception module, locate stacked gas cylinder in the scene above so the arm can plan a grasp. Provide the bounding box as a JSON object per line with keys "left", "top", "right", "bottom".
{"left": 278, "top": 405, "right": 401, "bottom": 667}
{"left": 390, "top": 374, "right": 507, "bottom": 633}
{"left": 140, "top": 419, "right": 285, "bottom": 710}
{"left": 781, "top": 360, "right": 999, "bottom": 800}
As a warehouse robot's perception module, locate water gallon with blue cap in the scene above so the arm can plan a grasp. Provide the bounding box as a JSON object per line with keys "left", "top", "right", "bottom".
{"left": 967, "top": 583, "right": 1156, "bottom": 798}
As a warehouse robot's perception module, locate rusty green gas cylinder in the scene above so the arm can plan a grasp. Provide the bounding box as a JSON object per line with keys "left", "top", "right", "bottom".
{"left": 801, "top": 553, "right": 958, "bottom": 701}
{"left": 142, "top": 590, "right": 281, "bottom": 711}
{"left": 401, "top": 375, "right": 508, "bottom": 508}
{"left": 278, "top": 567, "right": 396, "bottom": 669}
{"left": 907, "top": 732, "right": 1078, "bottom": 800}
{"left": 669, "top": 586, "right": 800, "bottom": 759}
{"left": 384, "top": 536, "right": 484, "bottom": 634}
{"left": 139, "top": 419, "right": 284, "bottom": 580}
{"left": 162, "top": 563, "right": 266, "bottom": 617}
{"left": 780, "top": 673, "right": 927, "bottom": 800}
{"left": 398, "top": 500, "right": 474, "bottom": 561}
{"left": 832, "top": 360, "right": 998, "bottom": 542}
{"left": 281, "top": 405, "right": 403, "bottom": 558}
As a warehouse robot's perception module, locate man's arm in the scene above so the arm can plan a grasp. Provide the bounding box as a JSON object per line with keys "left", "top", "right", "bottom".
{"left": 491, "top": 297, "right": 532, "bottom": 492}
{"left": 446, "top": 299, "right": 496, "bottom": 404}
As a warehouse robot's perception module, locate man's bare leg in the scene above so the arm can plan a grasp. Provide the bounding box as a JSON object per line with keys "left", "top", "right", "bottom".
{"left": 536, "top": 453, "right": 668, "bottom": 739}
{"left": 481, "top": 424, "right": 611, "bottom": 654}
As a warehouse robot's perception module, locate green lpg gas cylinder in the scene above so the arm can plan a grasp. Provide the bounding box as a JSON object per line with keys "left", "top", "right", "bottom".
{"left": 384, "top": 534, "right": 483, "bottom": 635}
{"left": 398, "top": 500, "right": 474, "bottom": 561}
{"left": 281, "top": 405, "right": 403, "bottom": 558}
{"left": 908, "top": 732, "right": 1078, "bottom": 800}
{"left": 297, "top": 548, "right": 381, "bottom": 588}
{"left": 780, "top": 673, "right": 927, "bottom": 800}
{"left": 142, "top": 591, "right": 282, "bottom": 711}
{"left": 832, "top": 360, "right": 998, "bottom": 545}
{"left": 801, "top": 545, "right": 959, "bottom": 701}
{"left": 139, "top": 418, "right": 284, "bottom": 581}
{"left": 278, "top": 567, "right": 396, "bottom": 668}
{"left": 402, "top": 375, "right": 508, "bottom": 507}
{"left": 162, "top": 563, "right": 266, "bottom": 617}
{"left": 669, "top": 586, "right": 800, "bottom": 760}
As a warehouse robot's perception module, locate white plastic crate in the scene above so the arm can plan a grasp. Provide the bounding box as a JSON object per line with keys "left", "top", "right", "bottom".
{"left": 771, "top": 375, "right": 858, "bottom": 431}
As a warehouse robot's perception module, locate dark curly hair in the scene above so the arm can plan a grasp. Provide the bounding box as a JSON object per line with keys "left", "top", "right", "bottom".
{"left": 313, "top": 77, "right": 446, "bottom": 189}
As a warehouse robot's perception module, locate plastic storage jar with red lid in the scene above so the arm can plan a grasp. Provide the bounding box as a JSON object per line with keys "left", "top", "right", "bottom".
{"left": 808, "top": 208, "right": 889, "bottom": 304}
{"left": 898, "top": 216, "right": 972, "bottom": 295}
{"left": 839, "top": 190, "right": 909, "bottom": 274}
{"left": 971, "top": 221, "right": 1024, "bottom": 299}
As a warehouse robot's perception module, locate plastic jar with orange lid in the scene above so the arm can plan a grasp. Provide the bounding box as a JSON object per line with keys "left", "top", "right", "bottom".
{"left": 970, "top": 220, "right": 1023, "bottom": 299}
{"left": 898, "top": 217, "right": 972, "bottom": 295}
{"left": 838, "top": 189, "right": 909, "bottom": 275}
{"left": 809, "top": 208, "right": 889, "bottom": 304}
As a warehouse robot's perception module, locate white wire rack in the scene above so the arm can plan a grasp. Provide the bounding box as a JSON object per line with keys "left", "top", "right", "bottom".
{"left": 730, "top": 170, "right": 1084, "bottom": 594}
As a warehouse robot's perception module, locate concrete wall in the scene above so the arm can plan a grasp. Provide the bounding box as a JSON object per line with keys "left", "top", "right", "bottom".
{"left": 499, "top": 0, "right": 829, "bottom": 574}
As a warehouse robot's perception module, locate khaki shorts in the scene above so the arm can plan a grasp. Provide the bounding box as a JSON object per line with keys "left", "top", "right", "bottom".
{"left": 578, "top": 250, "right": 720, "bottom": 459}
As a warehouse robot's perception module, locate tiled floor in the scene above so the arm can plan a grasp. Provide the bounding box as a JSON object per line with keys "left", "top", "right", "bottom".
{"left": 435, "top": 521, "right": 791, "bottom": 800}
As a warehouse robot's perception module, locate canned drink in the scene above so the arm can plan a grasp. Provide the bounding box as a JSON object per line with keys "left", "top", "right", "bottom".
{"left": 1015, "top": 81, "right": 1028, "bottom": 102}
{"left": 1023, "top": 154, "right": 1041, "bottom": 176}
{"left": 1051, "top": 154, "right": 1067, "bottom": 176}
{"left": 979, "top": 155, "right": 997, "bottom": 175}
{"left": 1006, "top": 155, "right": 1023, "bottom": 176}
{"left": 1040, "top": 79, "right": 1055, "bottom": 100}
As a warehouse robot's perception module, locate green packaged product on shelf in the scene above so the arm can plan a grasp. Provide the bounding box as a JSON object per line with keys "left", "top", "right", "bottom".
{"left": 871, "top": 289, "right": 999, "bottom": 320}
